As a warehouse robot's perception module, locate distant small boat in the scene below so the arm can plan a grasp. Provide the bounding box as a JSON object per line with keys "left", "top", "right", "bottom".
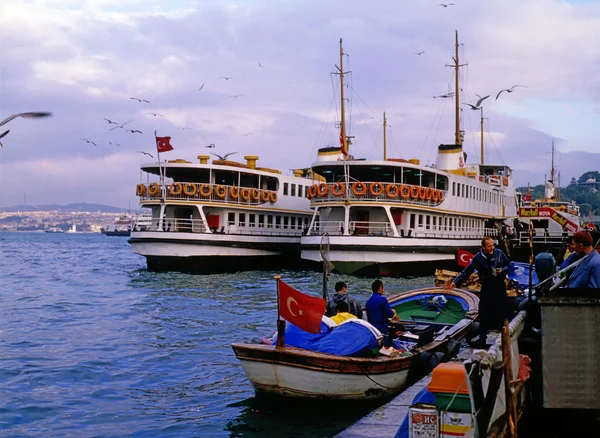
{"left": 101, "top": 213, "right": 151, "bottom": 236}
{"left": 45, "top": 227, "right": 64, "bottom": 233}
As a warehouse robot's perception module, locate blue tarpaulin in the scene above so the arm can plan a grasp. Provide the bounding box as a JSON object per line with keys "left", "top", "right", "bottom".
{"left": 508, "top": 261, "right": 539, "bottom": 288}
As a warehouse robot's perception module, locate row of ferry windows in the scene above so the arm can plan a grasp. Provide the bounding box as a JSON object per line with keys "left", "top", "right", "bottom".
{"left": 228, "top": 212, "right": 310, "bottom": 229}
{"left": 451, "top": 182, "right": 508, "bottom": 206}
{"left": 282, "top": 182, "right": 310, "bottom": 198}
{"left": 409, "top": 213, "right": 483, "bottom": 230}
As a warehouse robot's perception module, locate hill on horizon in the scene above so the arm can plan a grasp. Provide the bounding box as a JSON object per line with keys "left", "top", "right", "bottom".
{"left": 0, "top": 203, "right": 129, "bottom": 213}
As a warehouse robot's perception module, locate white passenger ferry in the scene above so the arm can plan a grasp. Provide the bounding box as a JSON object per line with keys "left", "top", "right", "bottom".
{"left": 300, "top": 34, "right": 519, "bottom": 276}
{"left": 129, "top": 154, "right": 314, "bottom": 272}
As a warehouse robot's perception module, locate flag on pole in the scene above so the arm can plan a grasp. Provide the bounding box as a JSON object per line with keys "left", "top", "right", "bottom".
{"left": 457, "top": 249, "right": 475, "bottom": 268}
{"left": 339, "top": 128, "right": 347, "bottom": 156}
{"left": 156, "top": 136, "right": 174, "bottom": 153}
{"left": 278, "top": 279, "right": 326, "bottom": 334}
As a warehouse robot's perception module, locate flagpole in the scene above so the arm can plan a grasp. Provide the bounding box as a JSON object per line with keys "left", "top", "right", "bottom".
{"left": 275, "top": 274, "right": 285, "bottom": 348}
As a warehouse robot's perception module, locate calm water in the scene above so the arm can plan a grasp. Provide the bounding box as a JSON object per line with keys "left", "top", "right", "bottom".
{"left": 0, "top": 232, "right": 432, "bottom": 437}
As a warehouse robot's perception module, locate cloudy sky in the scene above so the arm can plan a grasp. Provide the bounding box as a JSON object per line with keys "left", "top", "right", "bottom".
{"left": 0, "top": 0, "right": 599, "bottom": 208}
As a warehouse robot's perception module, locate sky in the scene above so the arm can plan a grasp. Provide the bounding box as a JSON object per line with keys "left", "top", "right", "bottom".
{"left": 0, "top": 0, "right": 599, "bottom": 208}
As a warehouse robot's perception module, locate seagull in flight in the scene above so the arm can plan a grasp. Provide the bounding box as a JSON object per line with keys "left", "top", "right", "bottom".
{"left": 109, "top": 120, "right": 133, "bottom": 131}
{"left": 463, "top": 103, "right": 481, "bottom": 111}
{"left": 241, "top": 133, "right": 254, "bottom": 136}
{"left": 126, "top": 129, "right": 143, "bottom": 134}
{"left": 414, "top": 51, "right": 425, "bottom": 56}
{"left": 103, "top": 118, "right": 119, "bottom": 125}
{"left": 229, "top": 94, "right": 244, "bottom": 98}
{"left": 438, "top": 3, "right": 455, "bottom": 7}
{"left": 137, "top": 151, "right": 154, "bottom": 158}
{"left": 433, "top": 93, "right": 454, "bottom": 99}
{"left": 205, "top": 143, "right": 216, "bottom": 148}
{"left": 81, "top": 138, "right": 98, "bottom": 147}
{"left": 475, "top": 94, "right": 490, "bottom": 107}
{"left": 147, "top": 113, "right": 164, "bottom": 117}
{"left": 130, "top": 97, "right": 150, "bottom": 103}
{"left": 178, "top": 127, "right": 192, "bottom": 130}
{"left": 0, "top": 112, "right": 52, "bottom": 127}
{"left": 108, "top": 141, "right": 121, "bottom": 147}
{"left": 211, "top": 152, "right": 236, "bottom": 160}
{"left": 0, "top": 130, "right": 9, "bottom": 147}
{"left": 495, "top": 85, "right": 528, "bottom": 100}
{"left": 219, "top": 76, "right": 234, "bottom": 80}
{"left": 199, "top": 84, "right": 205, "bottom": 91}
{"left": 258, "top": 62, "right": 264, "bottom": 68}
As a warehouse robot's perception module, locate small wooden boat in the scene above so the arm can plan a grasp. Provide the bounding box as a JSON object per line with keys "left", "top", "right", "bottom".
{"left": 232, "top": 286, "right": 478, "bottom": 401}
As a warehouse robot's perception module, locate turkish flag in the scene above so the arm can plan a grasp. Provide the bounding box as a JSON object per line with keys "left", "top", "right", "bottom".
{"left": 522, "top": 194, "right": 531, "bottom": 202}
{"left": 457, "top": 249, "right": 475, "bottom": 268}
{"left": 278, "top": 280, "right": 326, "bottom": 334}
{"left": 156, "top": 136, "right": 174, "bottom": 153}
{"left": 339, "top": 128, "right": 347, "bottom": 156}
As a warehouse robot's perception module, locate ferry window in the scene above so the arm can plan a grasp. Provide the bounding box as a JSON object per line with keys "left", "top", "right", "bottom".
{"left": 410, "top": 213, "right": 415, "bottom": 229}
{"left": 425, "top": 215, "right": 430, "bottom": 230}
{"left": 284, "top": 183, "right": 289, "bottom": 196}
{"left": 291, "top": 184, "right": 296, "bottom": 196}
{"left": 228, "top": 212, "right": 235, "bottom": 225}
{"left": 239, "top": 213, "right": 246, "bottom": 227}
{"left": 403, "top": 168, "right": 420, "bottom": 186}
{"left": 275, "top": 216, "right": 282, "bottom": 228}
{"left": 258, "top": 214, "right": 265, "bottom": 227}
{"left": 267, "top": 215, "right": 273, "bottom": 228}
{"left": 422, "top": 171, "right": 435, "bottom": 188}
{"left": 249, "top": 214, "right": 256, "bottom": 227}
{"left": 304, "top": 217, "right": 310, "bottom": 229}
{"left": 291, "top": 217, "right": 296, "bottom": 228}
{"left": 435, "top": 175, "right": 447, "bottom": 191}
{"left": 283, "top": 217, "right": 289, "bottom": 229}
{"left": 418, "top": 214, "right": 423, "bottom": 227}
{"left": 452, "top": 182, "right": 456, "bottom": 196}
{"left": 432, "top": 216, "right": 437, "bottom": 230}
{"left": 298, "top": 185, "right": 303, "bottom": 197}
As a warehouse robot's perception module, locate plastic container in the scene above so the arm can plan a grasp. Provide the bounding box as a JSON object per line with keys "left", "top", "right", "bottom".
{"left": 427, "top": 363, "right": 471, "bottom": 413}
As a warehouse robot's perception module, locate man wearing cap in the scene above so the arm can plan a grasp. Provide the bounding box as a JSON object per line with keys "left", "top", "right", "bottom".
{"left": 566, "top": 231, "right": 600, "bottom": 288}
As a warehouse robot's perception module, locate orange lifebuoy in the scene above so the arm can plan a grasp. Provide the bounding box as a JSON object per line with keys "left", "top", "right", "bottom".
{"left": 431, "top": 189, "right": 438, "bottom": 202}
{"left": 351, "top": 182, "right": 367, "bottom": 197}
{"left": 199, "top": 184, "right": 212, "bottom": 197}
{"left": 136, "top": 184, "right": 146, "bottom": 196}
{"left": 437, "top": 190, "right": 445, "bottom": 202}
{"left": 369, "top": 182, "right": 384, "bottom": 197}
{"left": 308, "top": 185, "right": 318, "bottom": 198}
{"left": 410, "top": 186, "right": 419, "bottom": 199}
{"left": 229, "top": 186, "right": 239, "bottom": 200}
{"left": 251, "top": 188, "right": 260, "bottom": 201}
{"left": 424, "top": 187, "right": 433, "bottom": 200}
{"left": 331, "top": 182, "right": 345, "bottom": 197}
{"left": 418, "top": 187, "right": 427, "bottom": 200}
{"left": 269, "top": 191, "right": 278, "bottom": 203}
{"left": 214, "top": 185, "right": 227, "bottom": 199}
{"left": 169, "top": 182, "right": 183, "bottom": 196}
{"left": 385, "top": 184, "right": 399, "bottom": 199}
{"left": 240, "top": 187, "right": 251, "bottom": 201}
{"left": 183, "top": 183, "right": 197, "bottom": 197}
{"left": 147, "top": 182, "right": 160, "bottom": 196}
{"left": 317, "top": 183, "right": 329, "bottom": 197}
{"left": 399, "top": 185, "right": 410, "bottom": 199}
{"left": 260, "top": 190, "right": 270, "bottom": 202}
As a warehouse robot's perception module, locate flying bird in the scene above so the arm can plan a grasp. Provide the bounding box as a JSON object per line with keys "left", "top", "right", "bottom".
{"left": 475, "top": 94, "right": 490, "bottom": 107}
{"left": 258, "top": 62, "right": 264, "bottom": 68}
{"left": 241, "top": 133, "right": 254, "bottom": 136}
{"left": 495, "top": 85, "right": 528, "bottom": 101}
{"left": 205, "top": 143, "right": 216, "bottom": 148}
{"left": 126, "top": 129, "right": 143, "bottom": 134}
{"left": 130, "top": 97, "right": 150, "bottom": 103}
{"left": 211, "top": 152, "right": 236, "bottom": 160}
{"left": 229, "top": 94, "right": 244, "bottom": 98}
{"left": 199, "top": 84, "right": 205, "bottom": 91}
{"left": 219, "top": 76, "right": 234, "bottom": 80}
{"left": 463, "top": 103, "right": 480, "bottom": 111}
{"left": 137, "top": 151, "right": 154, "bottom": 158}
{"left": 414, "top": 51, "right": 425, "bottom": 56}
{"left": 0, "top": 112, "right": 52, "bottom": 127}
{"left": 433, "top": 93, "right": 454, "bottom": 99}
{"left": 109, "top": 120, "right": 133, "bottom": 131}
{"left": 178, "top": 127, "right": 192, "bottom": 130}
{"left": 108, "top": 141, "right": 121, "bottom": 147}
{"left": 438, "top": 3, "right": 455, "bottom": 7}
{"left": 81, "top": 138, "right": 98, "bottom": 147}
{"left": 147, "top": 113, "right": 164, "bottom": 117}
{"left": 103, "top": 118, "right": 119, "bottom": 125}
{"left": 0, "top": 130, "right": 9, "bottom": 147}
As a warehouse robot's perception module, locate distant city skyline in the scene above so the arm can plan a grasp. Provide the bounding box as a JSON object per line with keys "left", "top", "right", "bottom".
{"left": 1, "top": 0, "right": 599, "bottom": 208}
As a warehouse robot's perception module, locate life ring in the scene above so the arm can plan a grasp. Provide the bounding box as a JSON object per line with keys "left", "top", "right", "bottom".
{"left": 331, "top": 182, "right": 345, "bottom": 197}
{"left": 251, "top": 188, "right": 260, "bottom": 201}
{"left": 418, "top": 187, "right": 427, "bottom": 200}
{"left": 308, "top": 185, "right": 318, "bottom": 198}
{"left": 437, "top": 190, "right": 445, "bottom": 202}
{"left": 431, "top": 189, "right": 438, "bottom": 202}
{"left": 214, "top": 185, "right": 227, "bottom": 199}
{"left": 399, "top": 185, "right": 410, "bottom": 199}
{"left": 199, "top": 184, "right": 212, "bottom": 197}
{"left": 229, "top": 186, "right": 239, "bottom": 200}
{"left": 269, "top": 191, "right": 278, "bottom": 203}
{"left": 410, "top": 186, "right": 419, "bottom": 199}
{"left": 147, "top": 182, "right": 160, "bottom": 196}
{"left": 136, "top": 184, "right": 146, "bottom": 196}
{"left": 351, "top": 182, "right": 367, "bottom": 197}
{"left": 240, "top": 187, "right": 251, "bottom": 201}
{"left": 369, "top": 182, "right": 384, "bottom": 197}
{"left": 385, "top": 184, "right": 399, "bottom": 199}
{"left": 169, "top": 182, "right": 183, "bottom": 196}
{"left": 183, "top": 183, "right": 197, "bottom": 197}
{"left": 260, "top": 190, "right": 270, "bottom": 202}
{"left": 424, "top": 187, "right": 433, "bottom": 200}
{"left": 317, "top": 183, "right": 329, "bottom": 197}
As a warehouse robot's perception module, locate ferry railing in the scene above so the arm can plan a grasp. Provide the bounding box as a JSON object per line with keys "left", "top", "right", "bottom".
{"left": 139, "top": 217, "right": 303, "bottom": 237}
{"left": 309, "top": 221, "right": 346, "bottom": 236}
{"left": 514, "top": 230, "right": 565, "bottom": 246}
{"left": 140, "top": 183, "right": 275, "bottom": 206}
{"left": 349, "top": 221, "right": 394, "bottom": 236}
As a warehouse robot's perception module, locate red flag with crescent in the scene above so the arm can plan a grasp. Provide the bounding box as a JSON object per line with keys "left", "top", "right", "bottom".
{"left": 278, "top": 280, "right": 326, "bottom": 334}
{"left": 156, "top": 136, "right": 174, "bottom": 153}
{"left": 457, "top": 249, "right": 474, "bottom": 268}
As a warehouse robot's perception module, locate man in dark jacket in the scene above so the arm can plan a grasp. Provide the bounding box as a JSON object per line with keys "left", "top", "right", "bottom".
{"left": 448, "top": 236, "right": 511, "bottom": 348}
{"left": 325, "top": 281, "right": 363, "bottom": 319}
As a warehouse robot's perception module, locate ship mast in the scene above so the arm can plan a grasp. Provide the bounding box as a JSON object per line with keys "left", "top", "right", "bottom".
{"left": 454, "top": 30, "right": 462, "bottom": 146}
{"left": 383, "top": 111, "right": 387, "bottom": 160}
{"left": 550, "top": 139, "right": 555, "bottom": 186}
{"left": 339, "top": 38, "right": 349, "bottom": 159}
{"left": 480, "top": 107, "right": 484, "bottom": 164}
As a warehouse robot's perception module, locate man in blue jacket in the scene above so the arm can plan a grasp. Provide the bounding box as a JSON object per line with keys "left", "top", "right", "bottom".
{"left": 448, "top": 236, "right": 511, "bottom": 348}
{"left": 566, "top": 231, "right": 600, "bottom": 288}
{"left": 366, "top": 279, "right": 396, "bottom": 347}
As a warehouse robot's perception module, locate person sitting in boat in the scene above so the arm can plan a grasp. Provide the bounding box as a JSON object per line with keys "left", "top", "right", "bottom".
{"left": 447, "top": 236, "right": 511, "bottom": 348}
{"left": 365, "top": 280, "right": 397, "bottom": 348}
{"left": 559, "top": 235, "right": 583, "bottom": 270}
{"left": 325, "top": 281, "right": 364, "bottom": 319}
{"left": 565, "top": 231, "right": 600, "bottom": 288}
{"left": 330, "top": 301, "right": 358, "bottom": 325}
